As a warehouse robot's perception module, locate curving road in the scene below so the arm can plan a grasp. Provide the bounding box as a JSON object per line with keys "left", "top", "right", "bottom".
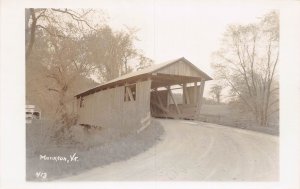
{"left": 61, "top": 119, "right": 279, "bottom": 181}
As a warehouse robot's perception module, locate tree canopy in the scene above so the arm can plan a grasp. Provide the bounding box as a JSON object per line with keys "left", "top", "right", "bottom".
{"left": 26, "top": 8, "right": 152, "bottom": 127}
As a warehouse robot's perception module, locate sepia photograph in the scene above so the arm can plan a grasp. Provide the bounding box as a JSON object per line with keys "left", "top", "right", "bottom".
{"left": 25, "top": 5, "right": 280, "bottom": 181}
{"left": 1, "top": 0, "right": 300, "bottom": 188}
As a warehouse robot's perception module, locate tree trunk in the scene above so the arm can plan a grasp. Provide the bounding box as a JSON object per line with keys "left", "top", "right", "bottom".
{"left": 26, "top": 8, "right": 37, "bottom": 61}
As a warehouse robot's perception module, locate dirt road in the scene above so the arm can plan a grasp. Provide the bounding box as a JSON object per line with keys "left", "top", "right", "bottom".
{"left": 61, "top": 119, "right": 279, "bottom": 181}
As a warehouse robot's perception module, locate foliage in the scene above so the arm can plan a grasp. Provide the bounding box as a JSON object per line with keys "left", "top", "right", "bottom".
{"left": 83, "top": 26, "right": 153, "bottom": 82}
{"left": 25, "top": 8, "right": 105, "bottom": 61}
{"left": 26, "top": 9, "right": 152, "bottom": 129}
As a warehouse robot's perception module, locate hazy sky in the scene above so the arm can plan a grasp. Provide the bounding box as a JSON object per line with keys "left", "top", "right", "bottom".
{"left": 96, "top": 0, "right": 277, "bottom": 97}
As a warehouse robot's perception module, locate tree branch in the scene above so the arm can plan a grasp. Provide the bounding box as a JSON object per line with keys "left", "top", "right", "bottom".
{"left": 36, "top": 24, "right": 66, "bottom": 38}
{"left": 51, "top": 8, "right": 96, "bottom": 31}
{"left": 48, "top": 88, "right": 60, "bottom": 93}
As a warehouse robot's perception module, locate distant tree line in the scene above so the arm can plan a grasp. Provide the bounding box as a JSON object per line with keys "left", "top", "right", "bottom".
{"left": 209, "top": 84, "right": 223, "bottom": 104}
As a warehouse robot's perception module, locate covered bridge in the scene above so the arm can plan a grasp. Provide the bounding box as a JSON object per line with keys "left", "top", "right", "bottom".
{"left": 74, "top": 57, "right": 212, "bottom": 133}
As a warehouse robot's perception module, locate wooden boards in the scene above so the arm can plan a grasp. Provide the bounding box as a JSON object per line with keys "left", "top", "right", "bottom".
{"left": 77, "top": 80, "right": 151, "bottom": 134}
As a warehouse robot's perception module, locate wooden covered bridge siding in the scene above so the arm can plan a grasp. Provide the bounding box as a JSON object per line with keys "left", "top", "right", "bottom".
{"left": 77, "top": 80, "right": 151, "bottom": 133}
{"left": 74, "top": 57, "right": 211, "bottom": 132}
{"left": 149, "top": 59, "right": 206, "bottom": 119}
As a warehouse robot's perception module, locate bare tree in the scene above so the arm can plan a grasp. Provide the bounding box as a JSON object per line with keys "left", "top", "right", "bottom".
{"left": 209, "top": 84, "right": 223, "bottom": 104}
{"left": 26, "top": 8, "right": 104, "bottom": 129}
{"left": 27, "top": 24, "right": 96, "bottom": 127}
{"left": 25, "top": 8, "right": 103, "bottom": 61}
{"left": 211, "top": 11, "right": 279, "bottom": 127}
